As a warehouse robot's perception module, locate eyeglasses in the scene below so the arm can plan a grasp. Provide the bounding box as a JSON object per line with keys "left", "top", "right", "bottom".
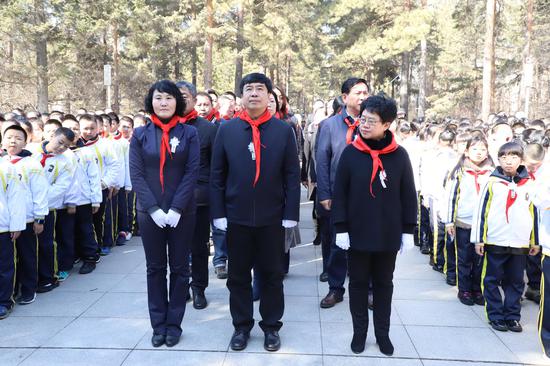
{"left": 358, "top": 117, "right": 381, "bottom": 126}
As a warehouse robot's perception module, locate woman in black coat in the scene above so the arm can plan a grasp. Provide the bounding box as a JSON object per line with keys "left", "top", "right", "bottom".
{"left": 331, "top": 95, "right": 417, "bottom": 355}
{"left": 129, "top": 80, "right": 200, "bottom": 348}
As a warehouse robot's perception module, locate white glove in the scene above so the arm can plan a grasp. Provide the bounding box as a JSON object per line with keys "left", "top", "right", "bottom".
{"left": 150, "top": 209, "right": 167, "bottom": 228}
{"left": 213, "top": 217, "right": 228, "bottom": 231}
{"left": 282, "top": 220, "right": 298, "bottom": 228}
{"left": 165, "top": 209, "right": 181, "bottom": 228}
{"left": 400, "top": 233, "right": 415, "bottom": 254}
{"left": 335, "top": 232, "right": 350, "bottom": 250}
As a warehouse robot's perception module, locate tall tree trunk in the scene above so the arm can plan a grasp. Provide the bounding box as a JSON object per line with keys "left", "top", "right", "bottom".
{"left": 399, "top": 51, "right": 410, "bottom": 117}
{"left": 174, "top": 42, "right": 181, "bottom": 80}
{"left": 481, "top": 0, "right": 497, "bottom": 121}
{"left": 234, "top": 1, "right": 244, "bottom": 96}
{"left": 7, "top": 40, "right": 14, "bottom": 64}
{"left": 191, "top": 45, "right": 197, "bottom": 86}
{"left": 35, "top": 0, "right": 48, "bottom": 112}
{"left": 203, "top": 0, "right": 214, "bottom": 90}
{"left": 112, "top": 22, "right": 120, "bottom": 113}
{"left": 521, "top": 0, "right": 534, "bottom": 118}
{"left": 417, "top": 0, "right": 428, "bottom": 120}
{"left": 286, "top": 56, "right": 291, "bottom": 96}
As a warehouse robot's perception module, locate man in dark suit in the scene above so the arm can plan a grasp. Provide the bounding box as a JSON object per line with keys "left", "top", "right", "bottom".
{"left": 210, "top": 73, "right": 300, "bottom": 352}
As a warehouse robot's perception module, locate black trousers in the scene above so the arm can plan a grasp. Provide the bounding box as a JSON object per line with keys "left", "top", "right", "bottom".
{"left": 93, "top": 189, "right": 113, "bottom": 248}
{"left": 190, "top": 205, "right": 210, "bottom": 290}
{"left": 116, "top": 189, "right": 129, "bottom": 235}
{"left": 482, "top": 251, "right": 526, "bottom": 322}
{"left": 38, "top": 212, "right": 57, "bottom": 286}
{"left": 456, "top": 227, "right": 483, "bottom": 293}
{"left": 348, "top": 249, "right": 397, "bottom": 338}
{"left": 444, "top": 228, "right": 457, "bottom": 282}
{"left": 527, "top": 252, "right": 542, "bottom": 290}
{"left": 138, "top": 211, "right": 195, "bottom": 337}
{"left": 226, "top": 223, "right": 285, "bottom": 333}
{"left": 56, "top": 209, "right": 75, "bottom": 272}
{"left": 0, "top": 233, "right": 15, "bottom": 308}
{"left": 75, "top": 204, "right": 99, "bottom": 262}
{"left": 432, "top": 221, "right": 446, "bottom": 266}
{"left": 538, "top": 254, "right": 550, "bottom": 357}
{"left": 127, "top": 190, "right": 136, "bottom": 234}
{"left": 16, "top": 223, "right": 38, "bottom": 298}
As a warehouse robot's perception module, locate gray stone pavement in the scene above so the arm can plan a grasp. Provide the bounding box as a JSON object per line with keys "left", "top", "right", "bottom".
{"left": 1, "top": 198, "right": 549, "bottom": 365}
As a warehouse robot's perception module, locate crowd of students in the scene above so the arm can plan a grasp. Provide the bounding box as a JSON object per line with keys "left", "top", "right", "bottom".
{"left": 1, "top": 75, "right": 550, "bottom": 358}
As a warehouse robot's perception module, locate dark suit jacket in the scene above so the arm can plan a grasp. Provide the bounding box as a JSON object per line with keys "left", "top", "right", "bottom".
{"left": 130, "top": 121, "right": 200, "bottom": 215}
{"left": 187, "top": 116, "right": 217, "bottom": 206}
{"left": 210, "top": 115, "right": 300, "bottom": 227}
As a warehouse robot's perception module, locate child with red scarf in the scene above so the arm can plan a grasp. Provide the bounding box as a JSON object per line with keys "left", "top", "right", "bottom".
{"left": 331, "top": 95, "right": 417, "bottom": 356}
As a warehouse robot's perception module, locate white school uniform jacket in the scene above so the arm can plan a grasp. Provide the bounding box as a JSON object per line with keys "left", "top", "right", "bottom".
{"left": 2, "top": 151, "right": 49, "bottom": 224}
{"left": 62, "top": 143, "right": 103, "bottom": 207}
{"left": 442, "top": 163, "right": 493, "bottom": 227}
{"left": 400, "top": 137, "right": 423, "bottom": 192}
{"left": 84, "top": 137, "right": 121, "bottom": 190}
{"left": 0, "top": 159, "right": 27, "bottom": 233}
{"left": 109, "top": 132, "right": 132, "bottom": 191}
{"left": 529, "top": 165, "right": 550, "bottom": 256}
{"left": 471, "top": 166, "right": 538, "bottom": 249}
{"left": 32, "top": 143, "right": 74, "bottom": 210}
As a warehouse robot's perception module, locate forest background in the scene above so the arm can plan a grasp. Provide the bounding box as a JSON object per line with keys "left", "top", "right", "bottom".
{"left": 0, "top": 0, "right": 548, "bottom": 121}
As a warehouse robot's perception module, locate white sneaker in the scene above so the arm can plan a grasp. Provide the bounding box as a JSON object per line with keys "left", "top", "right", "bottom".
{"left": 126, "top": 232, "right": 132, "bottom": 241}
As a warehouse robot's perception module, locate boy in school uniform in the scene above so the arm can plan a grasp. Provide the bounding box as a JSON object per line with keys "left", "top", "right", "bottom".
{"left": 1, "top": 125, "right": 48, "bottom": 307}
{"left": 0, "top": 155, "right": 26, "bottom": 319}
{"left": 472, "top": 141, "right": 540, "bottom": 333}
{"left": 82, "top": 115, "right": 121, "bottom": 256}
{"left": 119, "top": 117, "right": 137, "bottom": 238}
{"left": 33, "top": 126, "right": 75, "bottom": 293}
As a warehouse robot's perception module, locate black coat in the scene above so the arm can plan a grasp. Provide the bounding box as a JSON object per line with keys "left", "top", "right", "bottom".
{"left": 332, "top": 134, "right": 417, "bottom": 252}
{"left": 210, "top": 116, "right": 301, "bottom": 227}
{"left": 130, "top": 122, "right": 200, "bottom": 215}
{"left": 187, "top": 116, "right": 218, "bottom": 206}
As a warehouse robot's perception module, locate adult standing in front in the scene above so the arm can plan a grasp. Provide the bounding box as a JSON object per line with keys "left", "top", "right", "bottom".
{"left": 332, "top": 95, "right": 417, "bottom": 355}
{"left": 176, "top": 80, "right": 218, "bottom": 310}
{"left": 315, "top": 77, "right": 370, "bottom": 308}
{"left": 210, "top": 73, "right": 300, "bottom": 352}
{"left": 129, "top": 80, "right": 199, "bottom": 348}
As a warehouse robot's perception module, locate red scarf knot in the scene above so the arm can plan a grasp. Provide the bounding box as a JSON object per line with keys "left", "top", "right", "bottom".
{"left": 180, "top": 109, "right": 198, "bottom": 124}
{"left": 204, "top": 109, "right": 217, "bottom": 122}
{"left": 113, "top": 131, "right": 123, "bottom": 140}
{"left": 344, "top": 116, "right": 360, "bottom": 145}
{"left": 499, "top": 178, "right": 529, "bottom": 223}
{"left": 465, "top": 169, "right": 490, "bottom": 194}
{"left": 10, "top": 156, "right": 23, "bottom": 165}
{"left": 352, "top": 134, "right": 398, "bottom": 197}
{"left": 150, "top": 114, "right": 181, "bottom": 192}
{"left": 240, "top": 109, "right": 272, "bottom": 187}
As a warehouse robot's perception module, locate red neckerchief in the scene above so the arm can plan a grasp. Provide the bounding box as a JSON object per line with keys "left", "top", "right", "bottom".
{"left": 113, "top": 130, "right": 122, "bottom": 140}
{"left": 150, "top": 114, "right": 180, "bottom": 192}
{"left": 528, "top": 171, "right": 536, "bottom": 180}
{"left": 205, "top": 109, "right": 217, "bottom": 122}
{"left": 240, "top": 109, "right": 272, "bottom": 187}
{"left": 180, "top": 109, "right": 198, "bottom": 124}
{"left": 214, "top": 109, "right": 220, "bottom": 119}
{"left": 352, "top": 134, "right": 398, "bottom": 197}
{"left": 499, "top": 178, "right": 530, "bottom": 223}
{"left": 222, "top": 114, "right": 232, "bottom": 120}
{"left": 9, "top": 156, "right": 23, "bottom": 165}
{"left": 275, "top": 111, "right": 282, "bottom": 119}
{"left": 39, "top": 143, "right": 54, "bottom": 167}
{"left": 344, "top": 115, "right": 360, "bottom": 144}
{"left": 464, "top": 169, "right": 491, "bottom": 194}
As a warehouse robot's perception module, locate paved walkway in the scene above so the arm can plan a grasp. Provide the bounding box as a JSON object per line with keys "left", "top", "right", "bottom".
{"left": 1, "top": 199, "right": 549, "bottom": 365}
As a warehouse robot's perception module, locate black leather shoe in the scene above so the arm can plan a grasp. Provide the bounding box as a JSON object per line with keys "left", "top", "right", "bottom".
{"left": 320, "top": 291, "right": 343, "bottom": 308}
{"left": 350, "top": 333, "right": 366, "bottom": 354}
{"left": 489, "top": 320, "right": 508, "bottom": 332}
{"left": 151, "top": 334, "right": 165, "bottom": 347}
{"left": 472, "top": 292, "right": 485, "bottom": 306}
{"left": 445, "top": 277, "right": 456, "bottom": 286}
{"left": 264, "top": 330, "right": 281, "bottom": 352}
{"left": 505, "top": 320, "right": 523, "bottom": 332}
{"left": 319, "top": 272, "right": 328, "bottom": 282}
{"left": 230, "top": 330, "right": 249, "bottom": 351}
{"left": 165, "top": 335, "right": 180, "bottom": 347}
{"left": 377, "top": 336, "right": 394, "bottom": 356}
{"left": 420, "top": 243, "right": 430, "bottom": 254}
{"left": 458, "top": 291, "right": 475, "bottom": 306}
{"left": 192, "top": 288, "right": 207, "bottom": 309}
{"left": 525, "top": 286, "right": 541, "bottom": 304}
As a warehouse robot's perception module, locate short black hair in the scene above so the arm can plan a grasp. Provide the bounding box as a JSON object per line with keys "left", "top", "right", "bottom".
{"left": 359, "top": 95, "right": 397, "bottom": 123}
{"left": 45, "top": 119, "right": 63, "bottom": 129}
{"left": 196, "top": 91, "right": 213, "bottom": 104}
{"left": 341, "top": 77, "right": 369, "bottom": 95}
{"left": 4, "top": 124, "right": 27, "bottom": 141}
{"left": 498, "top": 141, "right": 524, "bottom": 158}
{"left": 269, "top": 91, "right": 280, "bottom": 113}
{"left": 108, "top": 112, "right": 120, "bottom": 124}
{"left": 144, "top": 80, "right": 186, "bottom": 117}
{"left": 120, "top": 116, "right": 134, "bottom": 127}
{"left": 239, "top": 73, "right": 273, "bottom": 95}
{"left": 439, "top": 129, "right": 456, "bottom": 143}
{"left": 525, "top": 143, "right": 545, "bottom": 161}
{"left": 530, "top": 119, "right": 546, "bottom": 130}
{"left": 78, "top": 113, "right": 95, "bottom": 124}
{"left": 54, "top": 126, "right": 75, "bottom": 142}
{"left": 207, "top": 89, "right": 218, "bottom": 97}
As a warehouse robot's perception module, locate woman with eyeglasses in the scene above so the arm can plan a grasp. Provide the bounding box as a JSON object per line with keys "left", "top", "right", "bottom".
{"left": 331, "top": 95, "right": 417, "bottom": 355}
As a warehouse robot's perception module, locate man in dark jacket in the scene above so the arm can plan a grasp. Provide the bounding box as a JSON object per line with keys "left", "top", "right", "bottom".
{"left": 177, "top": 81, "right": 218, "bottom": 310}
{"left": 210, "top": 73, "right": 300, "bottom": 352}
{"left": 315, "top": 78, "right": 370, "bottom": 308}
